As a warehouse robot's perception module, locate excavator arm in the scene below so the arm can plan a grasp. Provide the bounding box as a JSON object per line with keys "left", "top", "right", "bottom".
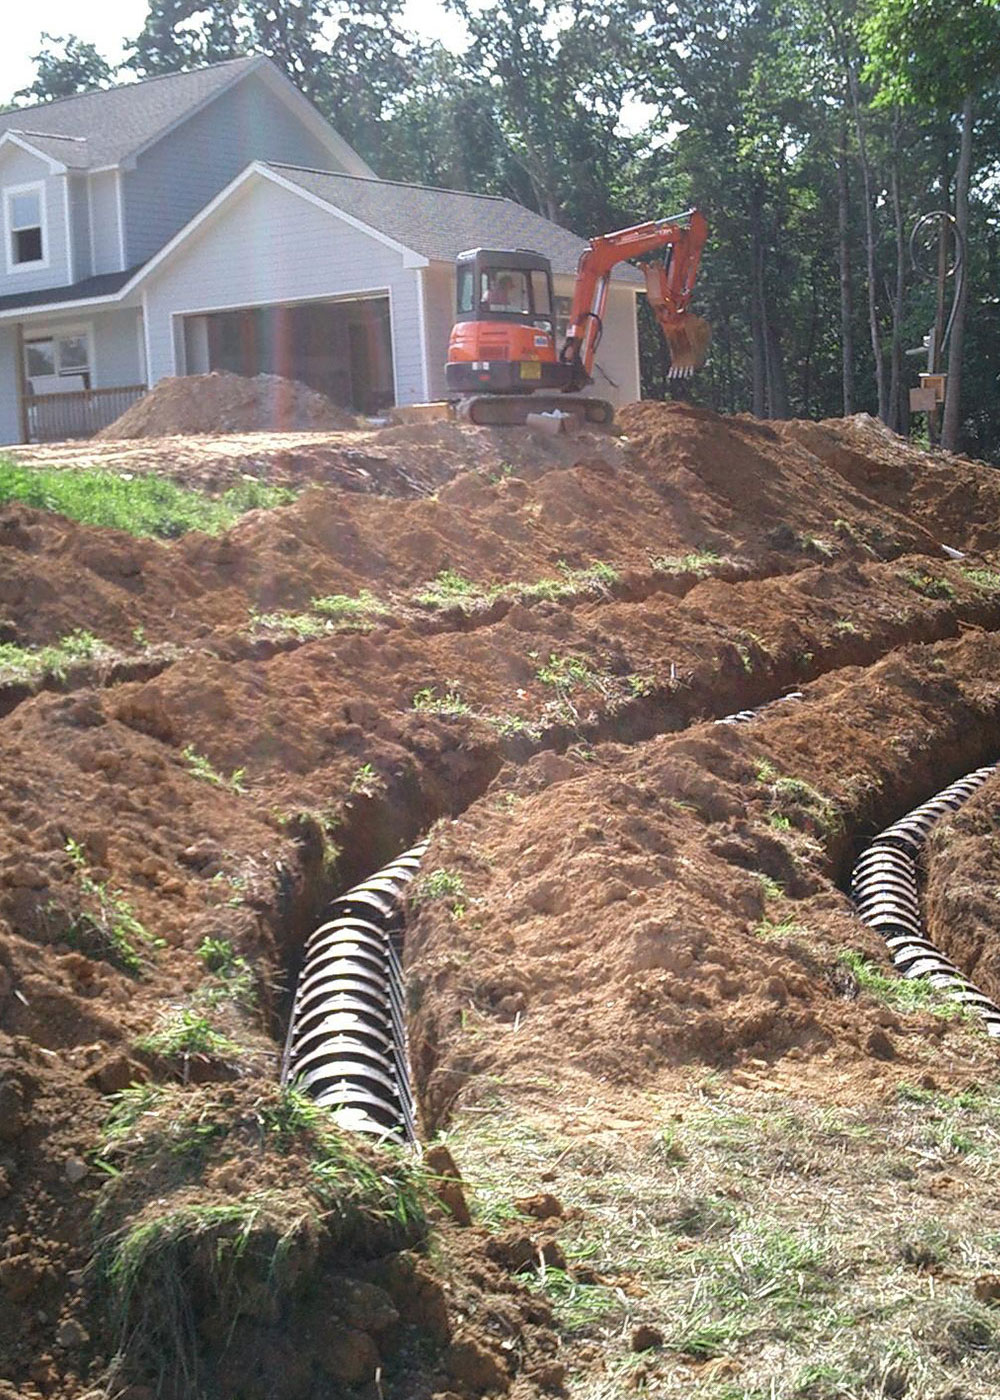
{"left": 561, "top": 208, "right": 710, "bottom": 388}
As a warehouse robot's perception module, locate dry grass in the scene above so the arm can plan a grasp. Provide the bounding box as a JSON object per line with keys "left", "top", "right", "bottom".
{"left": 441, "top": 1075, "right": 1000, "bottom": 1398}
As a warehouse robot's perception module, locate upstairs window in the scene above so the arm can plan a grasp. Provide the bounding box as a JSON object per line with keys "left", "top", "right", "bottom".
{"left": 5, "top": 184, "right": 46, "bottom": 271}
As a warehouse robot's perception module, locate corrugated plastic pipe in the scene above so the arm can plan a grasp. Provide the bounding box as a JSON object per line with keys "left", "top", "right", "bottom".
{"left": 852, "top": 767, "right": 1000, "bottom": 1036}
{"left": 281, "top": 840, "right": 428, "bottom": 1144}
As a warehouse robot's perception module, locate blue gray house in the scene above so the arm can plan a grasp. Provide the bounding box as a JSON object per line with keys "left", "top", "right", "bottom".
{"left": 0, "top": 56, "right": 642, "bottom": 443}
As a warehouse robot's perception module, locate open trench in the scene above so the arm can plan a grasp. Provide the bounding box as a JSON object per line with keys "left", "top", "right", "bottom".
{"left": 276, "top": 635, "right": 1000, "bottom": 1148}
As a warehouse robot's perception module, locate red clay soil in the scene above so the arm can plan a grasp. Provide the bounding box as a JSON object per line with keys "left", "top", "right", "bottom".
{"left": 4, "top": 402, "right": 1000, "bottom": 1398}
{"left": 96, "top": 370, "right": 358, "bottom": 438}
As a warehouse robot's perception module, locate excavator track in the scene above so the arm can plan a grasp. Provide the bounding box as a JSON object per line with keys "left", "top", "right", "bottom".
{"left": 456, "top": 393, "right": 615, "bottom": 428}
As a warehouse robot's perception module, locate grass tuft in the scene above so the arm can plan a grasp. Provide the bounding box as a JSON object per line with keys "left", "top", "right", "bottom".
{"left": 0, "top": 458, "right": 293, "bottom": 537}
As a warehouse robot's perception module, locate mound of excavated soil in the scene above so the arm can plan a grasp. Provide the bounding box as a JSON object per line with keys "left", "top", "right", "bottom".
{"left": 97, "top": 370, "right": 357, "bottom": 439}
{"left": 7, "top": 401, "right": 1000, "bottom": 1398}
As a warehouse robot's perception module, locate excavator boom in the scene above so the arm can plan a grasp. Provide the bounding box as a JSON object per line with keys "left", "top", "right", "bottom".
{"left": 561, "top": 208, "right": 710, "bottom": 388}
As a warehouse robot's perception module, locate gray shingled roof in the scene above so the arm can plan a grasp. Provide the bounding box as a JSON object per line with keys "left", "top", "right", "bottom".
{"left": 0, "top": 57, "right": 259, "bottom": 170}
{"left": 0, "top": 268, "right": 140, "bottom": 314}
{"left": 267, "top": 164, "right": 644, "bottom": 284}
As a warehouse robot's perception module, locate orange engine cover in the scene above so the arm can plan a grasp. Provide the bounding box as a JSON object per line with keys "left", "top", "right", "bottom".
{"left": 448, "top": 320, "right": 558, "bottom": 365}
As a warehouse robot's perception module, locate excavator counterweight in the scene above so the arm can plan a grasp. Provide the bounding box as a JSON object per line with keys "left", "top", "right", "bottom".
{"left": 445, "top": 209, "right": 709, "bottom": 426}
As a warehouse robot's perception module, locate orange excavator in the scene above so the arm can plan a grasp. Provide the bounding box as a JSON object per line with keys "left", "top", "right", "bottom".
{"left": 445, "top": 208, "right": 710, "bottom": 426}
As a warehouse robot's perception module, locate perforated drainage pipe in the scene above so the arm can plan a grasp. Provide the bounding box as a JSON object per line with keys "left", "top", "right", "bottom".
{"left": 281, "top": 840, "right": 428, "bottom": 1144}
{"left": 851, "top": 767, "right": 1000, "bottom": 1036}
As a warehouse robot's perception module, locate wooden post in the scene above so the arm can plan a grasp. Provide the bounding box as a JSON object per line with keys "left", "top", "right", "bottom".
{"left": 13, "top": 322, "right": 29, "bottom": 443}
{"left": 928, "top": 216, "right": 949, "bottom": 445}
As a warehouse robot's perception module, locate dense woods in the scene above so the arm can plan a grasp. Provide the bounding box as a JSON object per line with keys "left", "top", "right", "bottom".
{"left": 11, "top": 0, "right": 1000, "bottom": 458}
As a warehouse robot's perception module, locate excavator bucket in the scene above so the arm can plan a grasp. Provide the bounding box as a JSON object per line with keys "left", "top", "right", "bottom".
{"left": 663, "top": 313, "right": 712, "bottom": 379}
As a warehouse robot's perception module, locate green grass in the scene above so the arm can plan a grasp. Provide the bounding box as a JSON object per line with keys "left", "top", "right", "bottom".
{"left": 248, "top": 608, "right": 331, "bottom": 640}
{"left": 649, "top": 550, "right": 722, "bottom": 576}
{"left": 65, "top": 837, "right": 163, "bottom": 973}
{"left": 900, "top": 568, "right": 956, "bottom": 600}
{"left": 0, "top": 458, "right": 294, "bottom": 538}
{"left": 93, "top": 1084, "right": 429, "bottom": 1392}
{"left": 411, "top": 686, "right": 473, "bottom": 717}
{"left": 194, "top": 937, "right": 256, "bottom": 1009}
{"left": 837, "top": 950, "right": 970, "bottom": 1021}
{"left": 310, "top": 589, "right": 388, "bottom": 627}
{"left": 134, "top": 1008, "right": 242, "bottom": 1062}
{"left": 412, "top": 561, "right": 620, "bottom": 612}
{"left": 412, "top": 867, "right": 466, "bottom": 914}
{"left": 0, "top": 629, "right": 112, "bottom": 684}
{"left": 181, "top": 746, "right": 247, "bottom": 794}
{"left": 962, "top": 566, "right": 1000, "bottom": 592}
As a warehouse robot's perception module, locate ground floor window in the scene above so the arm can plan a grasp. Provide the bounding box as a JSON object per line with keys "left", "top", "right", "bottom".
{"left": 24, "top": 328, "right": 92, "bottom": 393}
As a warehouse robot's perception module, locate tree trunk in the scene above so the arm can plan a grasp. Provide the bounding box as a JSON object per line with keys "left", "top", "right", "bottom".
{"left": 844, "top": 51, "right": 887, "bottom": 421}
{"left": 888, "top": 113, "right": 906, "bottom": 434}
{"left": 943, "top": 94, "right": 974, "bottom": 451}
{"left": 749, "top": 197, "right": 767, "bottom": 417}
{"left": 836, "top": 112, "right": 855, "bottom": 416}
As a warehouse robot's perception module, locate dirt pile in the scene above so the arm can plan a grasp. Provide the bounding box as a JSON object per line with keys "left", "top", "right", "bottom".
{"left": 5, "top": 401, "right": 1000, "bottom": 1397}
{"left": 97, "top": 370, "right": 358, "bottom": 438}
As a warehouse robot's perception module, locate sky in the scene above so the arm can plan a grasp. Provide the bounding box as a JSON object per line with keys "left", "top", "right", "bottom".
{"left": 0, "top": 0, "right": 460, "bottom": 102}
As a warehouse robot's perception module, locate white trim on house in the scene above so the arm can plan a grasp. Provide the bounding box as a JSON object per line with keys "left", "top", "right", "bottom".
{"left": 632, "top": 288, "right": 643, "bottom": 401}
{"left": 114, "top": 171, "right": 126, "bottom": 269}
{"left": 414, "top": 265, "right": 430, "bottom": 402}
{"left": 168, "top": 286, "right": 390, "bottom": 321}
{"left": 0, "top": 131, "right": 66, "bottom": 174}
{"left": 4, "top": 180, "right": 50, "bottom": 275}
{"left": 386, "top": 284, "right": 399, "bottom": 407}
{"left": 141, "top": 290, "right": 152, "bottom": 387}
{"left": 137, "top": 299, "right": 148, "bottom": 385}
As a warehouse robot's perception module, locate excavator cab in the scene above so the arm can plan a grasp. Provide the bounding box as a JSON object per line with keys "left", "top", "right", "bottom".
{"left": 446, "top": 248, "right": 574, "bottom": 396}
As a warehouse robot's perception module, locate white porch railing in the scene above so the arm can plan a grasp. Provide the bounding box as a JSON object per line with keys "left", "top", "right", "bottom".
{"left": 25, "top": 384, "right": 147, "bottom": 443}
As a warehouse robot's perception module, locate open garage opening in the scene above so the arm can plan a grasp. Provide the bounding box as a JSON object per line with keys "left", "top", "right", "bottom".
{"left": 179, "top": 294, "right": 395, "bottom": 415}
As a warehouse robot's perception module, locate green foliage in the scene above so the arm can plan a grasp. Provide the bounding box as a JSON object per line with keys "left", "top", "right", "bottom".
{"left": 649, "top": 551, "right": 722, "bottom": 576}
{"left": 0, "top": 459, "right": 293, "bottom": 538}
{"left": 349, "top": 762, "right": 385, "bottom": 797}
{"left": 962, "top": 567, "right": 1000, "bottom": 592}
{"left": 310, "top": 589, "right": 388, "bottom": 625}
{"left": 0, "top": 630, "right": 110, "bottom": 685}
{"left": 413, "top": 867, "right": 466, "bottom": 912}
{"left": 64, "top": 838, "right": 163, "bottom": 974}
{"left": 134, "top": 1009, "right": 242, "bottom": 1061}
{"left": 862, "top": 0, "right": 1000, "bottom": 109}
{"left": 14, "top": 32, "right": 114, "bottom": 100}
{"left": 413, "top": 570, "right": 493, "bottom": 610}
{"left": 411, "top": 687, "right": 473, "bottom": 716}
{"left": 181, "top": 746, "right": 247, "bottom": 794}
{"left": 249, "top": 609, "right": 329, "bottom": 640}
{"left": 838, "top": 950, "right": 969, "bottom": 1020}
{"left": 900, "top": 568, "right": 956, "bottom": 600}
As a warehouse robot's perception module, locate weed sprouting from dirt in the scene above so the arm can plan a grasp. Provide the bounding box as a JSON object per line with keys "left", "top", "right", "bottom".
{"left": 182, "top": 745, "right": 247, "bottom": 794}
{"left": 64, "top": 837, "right": 163, "bottom": 973}
{"left": 412, "top": 686, "right": 473, "bottom": 717}
{"left": 195, "top": 937, "right": 256, "bottom": 1009}
{"left": 0, "top": 629, "right": 112, "bottom": 685}
{"left": 837, "top": 950, "right": 972, "bottom": 1021}
{"left": 0, "top": 458, "right": 294, "bottom": 537}
{"left": 349, "top": 761, "right": 386, "bottom": 797}
{"left": 249, "top": 608, "right": 330, "bottom": 640}
{"left": 962, "top": 566, "right": 1000, "bottom": 592}
{"left": 413, "top": 867, "right": 466, "bottom": 916}
{"left": 413, "top": 561, "right": 619, "bottom": 612}
{"left": 649, "top": 550, "right": 722, "bottom": 576}
{"left": 311, "top": 589, "right": 389, "bottom": 627}
{"left": 900, "top": 568, "right": 956, "bottom": 600}
{"left": 134, "top": 1007, "right": 242, "bottom": 1063}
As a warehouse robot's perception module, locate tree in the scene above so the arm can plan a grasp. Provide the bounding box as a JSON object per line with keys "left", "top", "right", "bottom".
{"left": 863, "top": 0, "right": 1000, "bottom": 449}
{"left": 13, "top": 34, "right": 115, "bottom": 103}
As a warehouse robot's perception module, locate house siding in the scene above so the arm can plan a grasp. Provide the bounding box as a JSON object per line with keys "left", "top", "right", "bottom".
{"left": 89, "top": 171, "right": 123, "bottom": 275}
{"left": 123, "top": 73, "right": 345, "bottom": 268}
{"left": 68, "top": 175, "right": 91, "bottom": 281}
{"left": 552, "top": 274, "right": 640, "bottom": 407}
{"left": 142, "top": 175, "right": 425, "bottom": 404}
{"left": 0, "top": 324, "right": 20, "bottom": 444}
{"left": 0, "top": 147, "right": 70, "bottom": 294}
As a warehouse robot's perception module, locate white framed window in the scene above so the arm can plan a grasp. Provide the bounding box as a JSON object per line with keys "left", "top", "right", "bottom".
{"left": 24, "top": 324, "right": 92, "bottom": 394}
{"left": 5, "top": 181, "right": 48, "bottom": 273}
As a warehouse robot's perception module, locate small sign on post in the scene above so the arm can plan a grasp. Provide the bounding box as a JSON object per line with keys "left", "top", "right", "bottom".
{"left": 919, "top": 372, "right": 947, "bottom": 403}
{"left": 909, "top": 386, "right": 938, "bottom": 413}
